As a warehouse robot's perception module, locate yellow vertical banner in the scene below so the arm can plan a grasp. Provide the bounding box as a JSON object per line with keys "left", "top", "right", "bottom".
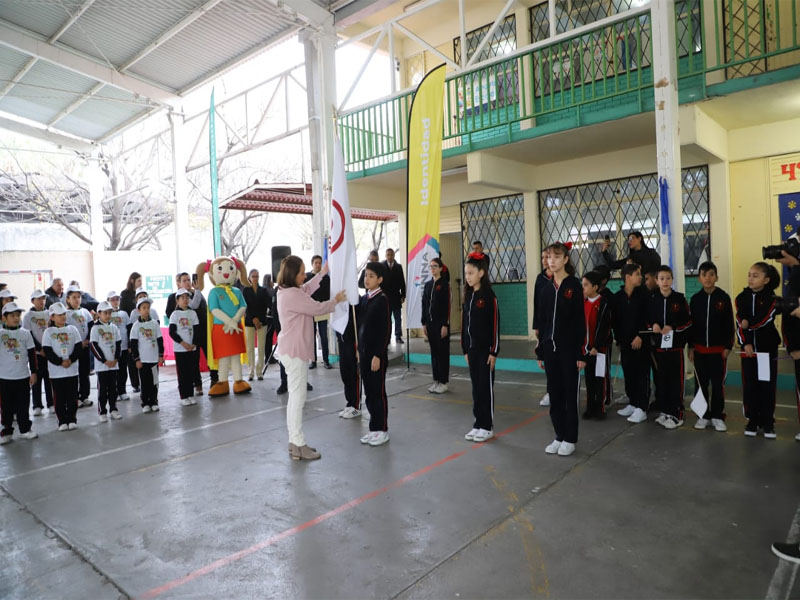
{"left": 406, "top": 64, "right": 446, "bottom": 329}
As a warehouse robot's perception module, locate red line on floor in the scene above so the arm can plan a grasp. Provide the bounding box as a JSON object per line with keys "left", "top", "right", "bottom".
{"left": 138, "top": 411, "right": 546, "bottom": 599}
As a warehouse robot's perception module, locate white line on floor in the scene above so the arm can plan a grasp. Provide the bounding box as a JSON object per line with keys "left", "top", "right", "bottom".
{"left": 766, "top": 501, "right": 800, "bottom": 600}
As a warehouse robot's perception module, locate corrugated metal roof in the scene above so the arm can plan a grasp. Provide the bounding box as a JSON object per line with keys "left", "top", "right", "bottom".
{"left": 0, "top": 46, "right": 30, "bottom": 82}
{"left": 0, "top": 0, "right": 72, "bottom": 39}
{"left": 57, "top": 88, "right": 146, "bottom": 140}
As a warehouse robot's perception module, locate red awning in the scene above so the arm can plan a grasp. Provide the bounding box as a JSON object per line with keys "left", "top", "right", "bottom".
{"left": 221, "top": 183, "right": 396, "bottom": 222}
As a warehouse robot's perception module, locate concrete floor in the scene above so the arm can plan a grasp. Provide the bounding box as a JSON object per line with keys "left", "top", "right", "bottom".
{"left": 1, "top": 349, "right": 799, "bottom": 599}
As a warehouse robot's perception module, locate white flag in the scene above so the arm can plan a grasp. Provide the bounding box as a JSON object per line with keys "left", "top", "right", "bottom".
{"left": 329, "top": 138, "right": 360, "bottom": 335}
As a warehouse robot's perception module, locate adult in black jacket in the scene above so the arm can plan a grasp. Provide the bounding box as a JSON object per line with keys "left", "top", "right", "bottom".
{"left": 44, "top": 278, "right": 66, "bottom": 308}
{"left": 358, "top": 251, "right": 380, "bottom": 289}
{"left": 382, "top": 248, "right": 406, "bottom": 343}
{"left": 306, "top": 255, "right": 332, "bottom": 369}
{"left": 601, "top": 231, "right": 661, "bottom": 278}
{"left": 243, "top": 269, "right": 271, "bottom": 380}
{"left": 777, "top": 251, "right": 800, "bottom": 441}
{"left": 422, "top": 257, "right": 451, "bottom": 393}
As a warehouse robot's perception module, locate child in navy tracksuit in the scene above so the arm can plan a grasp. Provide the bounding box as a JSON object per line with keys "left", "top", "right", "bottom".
{"left": 536, "top": 242, "right": 585, "bottom": 457}
{"left": 688, "top": 261, "right": 734, "bottom": 432}
{"left": 461, "top": 252, "right": 500, "bottom": 443}
{"left": 336, "top": 309, "right": 361, "bottom": 418}
{"left": 357, "top": 262, "right": 391, "bottom": 446}
{"left": 581, "top": 271, "right": 613, "bottom": 420}
{"left": 647, "top": 265, "right": 693, "bottom": 429}
{"left": 736, "top": 262, "right": 781, "bottom": 438}
{"left": 533, "top": 248, "right": 553, "bottom": 407}
{"left": 422, "top": 257, "right": 451, "bottom": 394}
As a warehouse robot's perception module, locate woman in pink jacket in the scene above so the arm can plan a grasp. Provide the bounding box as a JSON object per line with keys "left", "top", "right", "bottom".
{"left": 277, "top": 255, "right": 346, "bottom": 461}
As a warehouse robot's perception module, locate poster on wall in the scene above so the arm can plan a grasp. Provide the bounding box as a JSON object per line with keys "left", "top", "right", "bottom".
{"left": 770, "top": 153, "right": 800, "bottom": 295}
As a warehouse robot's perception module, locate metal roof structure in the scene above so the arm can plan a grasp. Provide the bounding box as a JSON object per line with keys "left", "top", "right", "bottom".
{"left": 222, "top": 182, "right": 396, "bottom": 221}
{"left": 0, "top": 0, "right": 362, "bottom": 147}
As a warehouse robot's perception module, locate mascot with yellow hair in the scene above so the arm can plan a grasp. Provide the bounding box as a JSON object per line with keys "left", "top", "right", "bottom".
{"left": 195, "top": 256, "right": 252, "bottom": 396}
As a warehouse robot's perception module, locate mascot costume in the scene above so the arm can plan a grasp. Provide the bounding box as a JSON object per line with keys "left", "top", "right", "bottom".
{"left": 195, "top": 256, "right": 252, "bottom": 396}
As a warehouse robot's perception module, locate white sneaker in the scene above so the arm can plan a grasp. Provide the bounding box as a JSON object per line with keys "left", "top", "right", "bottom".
{"left": 340, "top": 407, "right": 361, "bottom": 419}
{"left": 627, "top": 408, "right": 647, "bottom": 424}
{"left": 110, "top": 411, "right": 122, "bottom": 420}
{"left": 181, "top": 398, "right": 191, "bottom": 406}
{"left": 21, "top": 430, "right": 38, "bottom": 440}
{"left": 662, "top": 416, "right": 683, "bottom": 430}
{"left": 545, "top": 439, "right": 561, "bottom": 454}
{"left": 142, "top": 405, "right": 152, "bottom": 413}
{"left": 68, "top": 423, "right": 77, "bottom": 430}
{"left": 0, "top": 434, "right": 12, "bottom": 445}
{"left": 151, "top": 405, "right": 160, "bottom": 412}
{"left": 368, "top": 431, "right": 390, "bottom": 446}
{"left": 539, "top": 393, "right": 550, "bottom": 407}
{"left": 436, "top": 383, "right": 448, "bottom": 393}
{"left": 655, "top": 413, "right": 667, "bottom": 426}
{"left": 615, "top": 394, "right": 629, "bottom": 405}
{"left": 557, "top": 441, "right": 576, "bottom": 456}
{"left": 694, "top": 418, "right": 709, "bottom": 430}
{"left": 58, "top": 424, "right": 68, "bottom": 432}
{"left": 428, "top": 382, "right": 438, "bottom": 393}
{"left": 617, "top": 405, "right": 636, "bottom": 417}
{"left": 473, "top": 429, "right": 493, "bottom": 442}
{"left": 189, "top": 398, "right": 197, "bottom": 405}
{"left": 33, "top": 408, "right": 42, "bottom": 416}
{"left": 99, "top": 414, "right": 108, "bottom": 423}
{"left": 795, "top": 432, "right": 800, "bottom": 442}
{"left": 360, "top": 432, "right": 374, "bottom": 444}
{"left": 465, "top": 428, "right": 479, "bottom": 441}
{"left": 711, "top": 418, "right": 727, "bottom": 432}
{"left": 119, "top": 394, "right": 130, "bottom": 401}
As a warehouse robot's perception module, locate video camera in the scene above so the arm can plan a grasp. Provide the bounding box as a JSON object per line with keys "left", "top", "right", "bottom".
{"left": 773, "top": 295, "right": 800, "bottom": 313}
{"left": 763, "top": 232, "right": 800, "bottom": 260}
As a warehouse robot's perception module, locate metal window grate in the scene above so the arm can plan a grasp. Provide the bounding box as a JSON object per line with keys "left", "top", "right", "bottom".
{"left": 675, "top": 0, "right": 702, "bottom": 58}
{"left": 723, "top": 0, "right": 767, "bottom": 78}
{"left": 538, "top": 166, "right": 709, "bottom": 277}
{"left": 529, "top": 0, "right": 638, "bottom": 39}
{"left": 461, "top": 194, "right": 527, "bottom": 283}
{"left": 454, "top": 15, "right": 517, "bottom": 65}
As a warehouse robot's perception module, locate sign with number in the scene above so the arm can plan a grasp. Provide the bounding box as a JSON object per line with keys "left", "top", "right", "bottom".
{"left": 145, "top": 275, "right": 172, "bottom": 299}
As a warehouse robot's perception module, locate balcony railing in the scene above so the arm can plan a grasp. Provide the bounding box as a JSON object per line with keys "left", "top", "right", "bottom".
{"left": 338, "top": 0, "right": 800, "bottom": 174}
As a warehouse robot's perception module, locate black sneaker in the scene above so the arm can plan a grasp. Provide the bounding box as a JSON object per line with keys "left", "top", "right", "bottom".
{"left": 133, "top": 387, "right": 141, "bottom": 393}
{"left": 324, "top": 362, "right": 333, "bottom": 370}
{"left": 396, "top": 338, "right": 404, "bottom": 344}
{"left": 763, "top": 427, "right": 777, "bottom": 439}
{"left": 772, "top": 542, "right": 800, "bottom": 564}
{"left": 309, "top": 362, "right": 317, "bottom": 370}
{"left": 276, "top": 384, "right": 288, "bottom": 395}
{"left": 744, "top": 420, "right": 758, "bottom": 437}
{"left": 307, "top": 383, "right": 313, "bottom": 391}
{"left": 582, "top": 410, "right": 593, "bottom": 420}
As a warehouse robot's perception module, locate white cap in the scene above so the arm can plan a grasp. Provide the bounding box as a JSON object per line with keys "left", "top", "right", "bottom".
{"left": 136, "top": 297, "right": 152, "bottom": 308}
{"left": 106, "top": 290, "right": 120, "bottom": 300}
{"left": 48, "top": 302, "right": 67, "bottom": 315}
{"left": 135, "top": 287, "right": 148, "bottom": 296}
{"left": 30, "top": 289, "right": 46, "bottom": 300}
{"left": 0, "top": 289, "right": 17, "bottom": 300}
{"left": 2, "top": 302, "right": 23, "bottom": 315}
{"left": 175, "top": 288, "right": 192, "bottom": 298}
{"left": 97, "top": 301, "right": 113, "bottom": 312}
{"left": 66, "top": 284, "right": 82, "bottom": 295}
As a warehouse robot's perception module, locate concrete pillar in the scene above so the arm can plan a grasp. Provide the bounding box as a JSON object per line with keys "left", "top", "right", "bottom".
{"left": 170, "top": 111, "right": 191, "bottom": 273}
{"left": 652, "top": 0, "right": 685, "bottom": 291}
{"left": 89, "top": 155, "right": 105, "bottom": 298}
{"left": 523, "top": 191, "right": 541, "bottom": 342}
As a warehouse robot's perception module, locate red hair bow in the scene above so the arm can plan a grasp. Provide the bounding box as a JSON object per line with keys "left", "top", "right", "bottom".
{"left": 468, "top": 251, "right": 486, "bottom": 261}
{"left": 557, "top": 241, "right": 574, "bottom": 251}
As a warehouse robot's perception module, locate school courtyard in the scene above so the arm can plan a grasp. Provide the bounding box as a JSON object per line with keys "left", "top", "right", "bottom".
{"left": 1, "top": 357, "right": 798, "bottom": 599}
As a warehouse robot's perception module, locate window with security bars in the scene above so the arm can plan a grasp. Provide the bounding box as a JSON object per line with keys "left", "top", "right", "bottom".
{"left": 461, "top": 195, "right": 527, "bottom": 283}
{"left": 453, "top": 16, "right": 518, "bottom": 117}
{"left": 723, "top": 0, "right": 767, "bottom": 78}
{"left": 538, "top": 166, "right": 709, "bottom": 277}
{"left": 529, "top": 0, "right": 638, "bottom": 41}
{"left": 406, "top": 52, "right": 426, "bottom": 87}
{"left": 675, "top": 0, "right": 702, "bottom": 58}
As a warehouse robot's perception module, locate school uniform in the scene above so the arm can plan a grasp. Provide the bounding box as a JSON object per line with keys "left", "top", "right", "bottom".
{"left": 735, "top": 288, "right": 780, "bottom": 432}
{"left": 535, "top": 275, "right": 585, "bottom": 444}
{"left": 461, "top": 286, "right": 500, "bottom": 432}
{"left": 336, "top": 310, "right": 361, "bottom": 410}
{"left": 0, "top": 326, "right": 37, "bottom": 436}
{"left": 42, "top": 325, "right": 82, "bottom": 426}
{"left": 129, "top": 317, "right": 164, "bottom": 408}
{"left": 422, "top": 277, "right": 451, "bottom": 385}
{"left": 783, "top": 300, "right": 800, "bottom": 425}
{"left": 582, "top": 294, "right": 613, "bottom": 418}
{"left": 169, "top": 308, "right": 200, "bottom": 400}
{"left": 357, "top": 289, "right": 391, "bottom": 432}
{"left": 612, "top": 286, "right": 650, "bottom": 412}
{"left": 66, "top": 306, "right": 93, "bottom": 402}
{"left": 532, "top": 271, "right": 552, "bottom": 334}
{"left": 23, "top": 308, "right": 52, "bottom": 409}
{"left": 646, "top": 290, "right": 693, "bottom": 420}
{"left": 90, "top": 321, "right": 121, "bottom": 415}
{"left": 689, "top": 288, "right": 735, "bottom": 420}
{"left": 127, "top": 307, "right": 159, "bottom": 391}
{"left": 110, "top": 309, "right": 130, "bottom": 397}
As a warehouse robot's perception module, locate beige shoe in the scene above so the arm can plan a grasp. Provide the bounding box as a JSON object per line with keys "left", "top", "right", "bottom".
{"left": 289, "top": 443, "right": 321, "bottom": 461}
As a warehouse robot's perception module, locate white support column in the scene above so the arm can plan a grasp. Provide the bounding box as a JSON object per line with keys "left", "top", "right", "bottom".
{"left": 548, "top": 0, "right": 557, "bottom": 38}
{"left": 89, "top": 155, "right": 106, "bottom": 298}
{"left": 652, "top": 0, "right": 685, "bottom": 291}
{"left": 170, "top": 111, "right": 191, "bottom": 272}
{"left": 303, "top": 18, "right": 337, "bottom": 258}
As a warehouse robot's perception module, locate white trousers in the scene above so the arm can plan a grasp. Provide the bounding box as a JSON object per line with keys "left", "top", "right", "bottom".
{"left": 282, "top": 355, "right": 308, "bottom": 446}
{"left": 244, "top": 325, "right": 267, "bottom": 376}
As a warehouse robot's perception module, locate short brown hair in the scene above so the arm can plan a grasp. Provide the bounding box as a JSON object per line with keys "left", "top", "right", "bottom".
{"left": 277, "top": 255, "right": 304, "bottom": 288}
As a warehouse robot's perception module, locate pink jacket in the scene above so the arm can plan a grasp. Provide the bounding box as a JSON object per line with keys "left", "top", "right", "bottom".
{"left": 276, "top": 271, "right": 337, "bottom": 361}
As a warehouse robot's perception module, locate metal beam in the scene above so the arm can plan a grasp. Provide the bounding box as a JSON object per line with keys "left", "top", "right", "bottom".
{"left": 96, "top": 106, "right": 162, "bottom": 143}
{"left": 334, "top": 0, "right": 397, "bottom": 27}
{"left": 0, "top": 115, "right": 96, "bottom": 152}
{"left": 0, "top": 19, "right": 180, "bottom": 105}
{"left": 47, "top": 82, "right": 105, "bottom": 126}
{"left": 279, "top": 0, "right": 332, "bottom": 27}
{"left": 338, "top": 27, "right": 386, "bottom": 111}
{"left": 119, "top": 0, "right": 226, "bottom": 72}
{"left": 465, "top": 0, "right": 515, "bottom": 68}
{"left": 0, "top": 57, "right": 37, "bottom": 100}
{"left": 50, "top": 0, "right": 97, "bottom": 42}
{"left": 393, "top": 23, "right": 459, "bottom": 70}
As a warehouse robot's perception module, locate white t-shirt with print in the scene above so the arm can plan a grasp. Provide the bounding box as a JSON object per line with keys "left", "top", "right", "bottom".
{"left": 66, "top": 307, "right": 92, "bottom": 340}
{"left": 130, "top": 318, "right": 162, "bottom": 364}
{"left": 90, "top": 321, "right": 121, "bottom": 372}
{"left": 169, "top": 309, "right": 199, "bottom": 353}
{"left": 42, "top": 325, "right": 81, "bottom": 379}
{"left": 22, "top": 309, "right": 49, "bottom": 346}
{"left": 110, "top": 310, "right": 129, "bottom": 350}
{"left": 130, "top": 307, "right": 160, "bottom": 327}
{"left": 0, "top": 327, "right": 35, "bottom": 380}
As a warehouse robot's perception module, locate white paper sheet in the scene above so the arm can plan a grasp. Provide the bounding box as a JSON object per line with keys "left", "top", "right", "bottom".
{"left": 595, "top": 353, "right": 606, "bottom": 377}
{"left": 660, "top": 331, "right": 673, "bottom": 349}
{"left": 690, "top": 387, "right": 708, "bottom": 419}
{"left": 152, "top": 365, "right": 159, "bottom": 386}
{"left": 757, "top": 352, "right": 770, "bottom": 381}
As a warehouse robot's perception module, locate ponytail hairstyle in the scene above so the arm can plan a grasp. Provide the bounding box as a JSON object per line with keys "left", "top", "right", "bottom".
{"left": 463, "top": 252, "right": 491, "bottom": 304}
{"left": 752, "top": 261, "right": 781, "bottom": 292}
{"left": 545, "top": 242, "right": 575, "bottom": 276}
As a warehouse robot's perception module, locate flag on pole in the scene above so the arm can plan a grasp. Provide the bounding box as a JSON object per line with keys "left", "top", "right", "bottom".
{"left": 330, "top": 137, "right": 360, "bottom": 335}
{"left": 659, "top": 176, "right": 673, "bottom": 271}
{"left": 209, "top": 88, "right": 221, "bottom": 257}
{"left": 406, "top": 65, "right": 446, "bottom": 329}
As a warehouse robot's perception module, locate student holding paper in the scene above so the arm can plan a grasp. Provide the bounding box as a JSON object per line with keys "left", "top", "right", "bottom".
{"left": 688, "top": 261, "right": 735, "bottom": 432}
{"left": 735, "top": 262, "right": 781, "bottom": 439}
{"left": 647, "top": 265, "right": 693, "bottom": 430}
{"left": 581, "top": 271, "right": 613, "bottom": 420}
